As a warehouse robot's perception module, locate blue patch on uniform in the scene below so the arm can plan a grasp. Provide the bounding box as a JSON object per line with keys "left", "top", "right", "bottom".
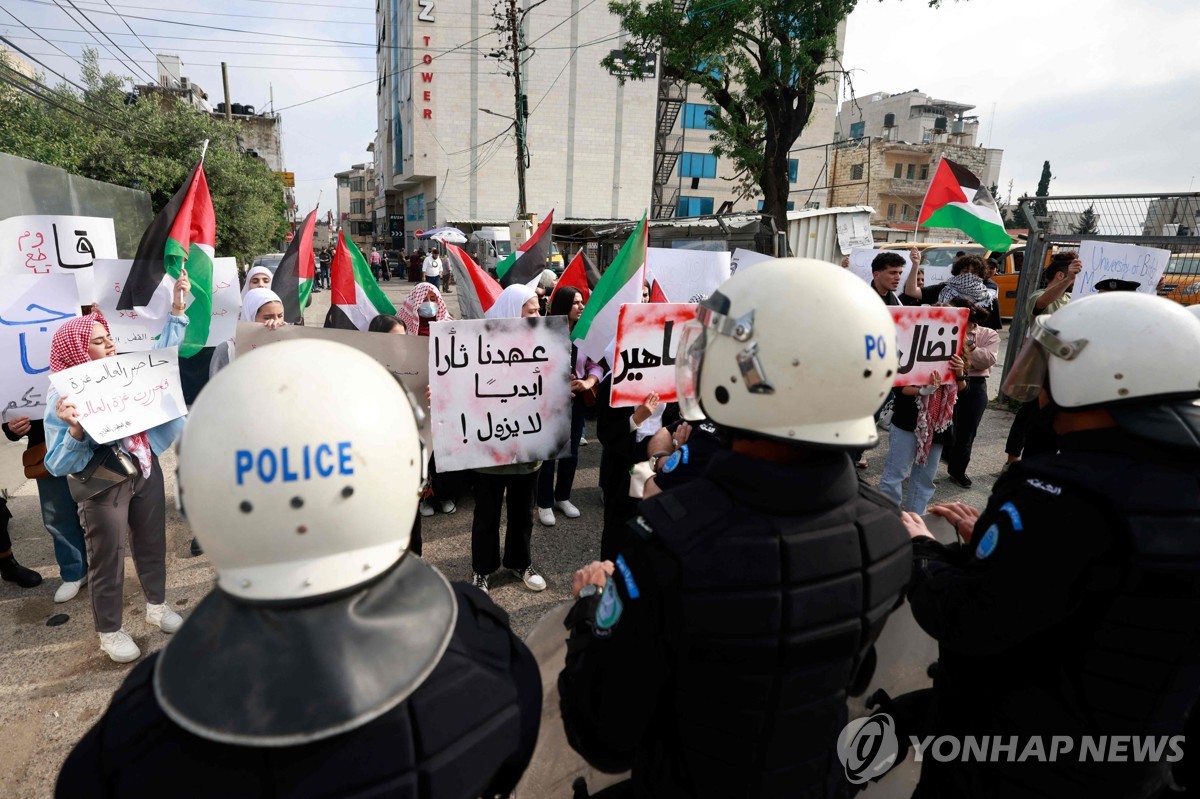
{"left": 615, "top": 554, "right": 640, "bottom": 599}
{"left": 661, "top": 445, "right": 689, "bottom": 474}
{"left": 999, "top": 502, "right": 1023, "bottom": 531}
{"left": 594, "top": 579, "right": 624, "bottom": 635}
{"left": 976, "top": 524, "right": 1000, "bottom": 559}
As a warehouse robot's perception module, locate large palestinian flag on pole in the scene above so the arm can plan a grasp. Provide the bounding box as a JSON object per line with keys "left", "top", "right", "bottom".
{"left": 548, "top": 249, "right": 600, "bottom": 305}
{"left": 917, "top": 158, "right": 1012, "bottom": 252}
{"left": 571, "top": 212, "right": 648, "bottom": 367}
{"left": 443, "top": 243, "right": 501, "bottom": 320}
{"left": 272, "top": 208, "right": 317, "bottom": 325}
{"left": 496, "top": 210, "right": 554, "bottom": 287}
{"left": 118, "top": 158, "right": 215, "bottom": 357}
{"left": 326, "top": 230, "right": 396, "bottom": 330}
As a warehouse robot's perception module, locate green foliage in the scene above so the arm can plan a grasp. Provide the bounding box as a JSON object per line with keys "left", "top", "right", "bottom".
{"left": 1072, "top": 204, "right": 1099, "bottom": 235}
{"left": 0, "top": 50, "right": 287, "bottom": 263}
{"left": 1034, "top": 160, "right": 1052, "bottom": 218}
{"left": 1008, "top": 201, "right": 1030, "bottom": 230}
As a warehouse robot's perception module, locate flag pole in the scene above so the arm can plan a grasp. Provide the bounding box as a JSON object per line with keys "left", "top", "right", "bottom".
{"left": 914, "top": 155, "right": 940, "bottom": 244}
{"left": 199, "top": 138, "right": 210, "bottom": 162}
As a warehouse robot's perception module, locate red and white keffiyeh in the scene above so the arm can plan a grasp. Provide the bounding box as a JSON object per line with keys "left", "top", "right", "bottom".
{"left": 397, "top": 282, "right": 451, "bottom": 335}
{"left": 914, "top": 382, "right": 958, "bottom": 466}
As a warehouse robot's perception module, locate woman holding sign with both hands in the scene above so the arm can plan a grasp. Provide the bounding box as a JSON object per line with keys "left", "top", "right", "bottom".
{"left": 43, "top": 272, "right": 192, "bottom": 664}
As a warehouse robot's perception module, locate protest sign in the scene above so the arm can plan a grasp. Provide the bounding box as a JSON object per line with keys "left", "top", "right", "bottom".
{"left": 836, "top": 211, "right": 873, "bottom": 253}
{"left": 236, "top": 322, "right": 429, "bottom": 395}
{"left": 94, "top": 258, "right": 241, "bottom": 351}
{"left": 1074, "top": 240, "right": 1170, "bottom": 299}
{"left": 49, "top": 348, "right": 186, "bottom": 443}
{"left": 428, "top": 316, "right": 572, "bottom": 471}
{"left": 610, "top": 303, "right": 697, "bottom": 408}
{"left": 0, "top": 215, "right": 118, "bottom": 303}
{"left": 0, "top": 275, "right": 80, "bottom": 420}
{"left": 889, "top": 306, "right": 969, "bottom": 387}
{"left": 923, "top": 265, "right": 954, "bottom": 286}
{"left": 646, "top": 248, "right": 731, "bottom": 303}
{"left": 849, "top": 248, "right": 914, "bottom": 289}
{"left": 729, "top": 248, "right": 774, "bottom": 276}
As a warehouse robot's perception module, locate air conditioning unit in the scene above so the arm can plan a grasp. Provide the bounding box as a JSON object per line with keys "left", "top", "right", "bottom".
{"left": 951, "top": 119, "right": 965, "bottom": 134}
{"left": 179, "top": 77, "right": 190, "bottom": 90}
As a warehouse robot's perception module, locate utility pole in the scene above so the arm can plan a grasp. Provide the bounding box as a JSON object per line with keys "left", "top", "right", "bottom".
{"left": 221, "top": 62, "right": 232, "bottom": 122}
{"left": 507, "top": 0, "right": 528, "bottom": 218}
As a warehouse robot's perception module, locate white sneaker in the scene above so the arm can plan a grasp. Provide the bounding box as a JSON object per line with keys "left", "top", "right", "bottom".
{"left": 440, "top": 500, "right": 456, "bottom": 514}
{"left": 512, "top": 565, "right": 547, "bottom": 592}
{"left": 579, "top": 436, "right": 589, "bottom": 446}
{"left": 54, "top": 576, "right": 86, "bottom": 603}
{"left": 99, "top": 630, "right": 141, "bottom": 663}
{"left": 537, "top": 507, "right": 556, "bottom": 527}
{"left": 555, "top": 500, "right": 581, "bottom": 519}
{"left": 146, "top": 602, "right": 183, "bottom": 633}
{"left": 419, "top": 500, "right": 435, "bottom": 517}
{"left": 471, "top": 572, "right": 489, "bottom": 594}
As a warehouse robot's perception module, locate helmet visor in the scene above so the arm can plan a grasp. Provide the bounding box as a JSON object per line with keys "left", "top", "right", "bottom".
{"left": 1001, "top": 315, "right": 1088, "bottom": 402}
{"left": 676, "top": 320, "right": 707, "bottom": 421}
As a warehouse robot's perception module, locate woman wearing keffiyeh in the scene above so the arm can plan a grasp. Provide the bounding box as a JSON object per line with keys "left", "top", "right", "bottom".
{"left": 43, "top": 272, "right": 192, "bottom": 664}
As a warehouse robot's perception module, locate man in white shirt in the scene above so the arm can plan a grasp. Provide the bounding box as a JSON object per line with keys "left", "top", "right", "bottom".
{"left": 422, "top": 249, "right": 443, "bottom": 290}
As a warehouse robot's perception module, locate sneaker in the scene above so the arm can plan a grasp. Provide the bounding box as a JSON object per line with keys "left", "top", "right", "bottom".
{"left": 948, "top": 473, "right": 973, "bottom": 489}
{"left": 0, "top": 555, "right": 42, "bottom": 588}
{"left": 471, "top": 572, "right": 489, "bottom": 594}
{"left": 579, "top": 436, "right": 589, "bottom": 446}
{"left": 99, "top": 630, "right": 141, "bottom": 663}
{"left": 855, "top": 458, "right": 869, "bottom": 470}
{"left": 537, "top": 507, "right": 556, "bottom": 527}
{"left": 439, "top": 500, "right": 456, "bottom": 514}
{"left": 190, "top": 537, "right": 204, "bottom": 556}
{"left": 512, "top": 565, "right": 547, "bottom": 592}
{"left": 419, "top": 500, "right": 435, "bottom": 517}
{"left": 54, "top": 577, "right": 86, "bottom": 603}
{"left": 555, "top": 500, "right": 581, "bottom": 519}
{"left": 146, "top": 602, "right": 183, "bottom": 633}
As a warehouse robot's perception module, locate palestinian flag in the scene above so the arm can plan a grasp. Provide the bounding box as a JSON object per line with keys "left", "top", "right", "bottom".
{"left": 327, "top": 230, "right": 396, "bottom": 330}
{"left": 496, "top": 210, "right": 554, "bottom": 287}
{"left": 272, "top": 208, "right": 317, "bottom": 325}
{"left": 444, "top": 243, "right": 501, "bottom": 319}
{"left": 918, "top": 158, "right": 1012, "bottom": 253}
{"left": 572, "top": 212, "right": 648, "bottom": 366}
{"left": 549, "top": 250, "right": 600, "bottom": 305}
{"left": 118, "top": 159, "right": 215, "bottom": 357}
{"left": 649, "top": 278, "right": 669, "bottom": 303}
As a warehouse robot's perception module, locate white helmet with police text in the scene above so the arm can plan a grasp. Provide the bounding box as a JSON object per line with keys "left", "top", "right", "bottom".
{"left": 676, "top": 258, "right": 898, "bottom": 448}
{"left": 178, "top": 339, "right": 426, "bottom": 601}
{"left": 1003, "top": 292, "right": 1200, "bottom": 408}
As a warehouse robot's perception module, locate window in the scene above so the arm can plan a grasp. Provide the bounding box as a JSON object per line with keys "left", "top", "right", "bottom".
{"left": 894, "top": 164, "right": 903, "bottom": 179}
{"left": 676, "top": 196, "right": 714, "bottom": 216}
{"left": 682, "top": 103, "right": 715, "bottom": 130}
{"left": 804, "top": 201, "right": 820, "bottom": 210}
{"left": 850, "top": 163, "right": 864, "bottom": 180}
{"left": 788, "top": 159, "right": 798, "bottom": 183}
{"left": 849, "top": 121, "right": 865, "bottom": 139}
{"left": 355, "top": 221, "right": 374, "bottom": 236}
{"left": 337, "top": 176, "right": 350, "bottom": 188}
{"left": 902, "top": 206, "right": 912, "bottom": 221}
{"left": 350, "top": 199, "right": 366, "bottom": 215}
{"left": 678, "top": 152, "right": 717, "bottom": 179}
{"left": 756, "top": 200, "right": 795, "bottom": 211}
{"left": 906, "top": 164, "right": 916, "bottom": 180}
{"left": 350, "top": 177, "right": 366, "bottom": 192}
{"left": 887, "top": 203, "right": 896, "bottom": 219}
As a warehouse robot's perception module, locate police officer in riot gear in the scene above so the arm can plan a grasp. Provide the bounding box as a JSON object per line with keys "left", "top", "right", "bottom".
{"left": 899, "top": 293, "right": 1200, "bottom": 798}
{"left": 558, "top": 259, "right": 913, "bottom": 797}
{"left": 56, "top": 340, "right": 542, "bottom": 799}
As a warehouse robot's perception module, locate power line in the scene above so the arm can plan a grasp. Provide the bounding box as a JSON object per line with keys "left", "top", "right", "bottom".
{"left": 56, "top": 0, "right": 376, "bottom": 26}
{"left": 48, "top": 0, "right": 149, "bottom": 81}
{"left": 1, "top": 34, "right": 376, "bottom": 59}
{"left": 59, "top": 0, "right": 158, "bottom": 82}
{"left": 19, "top": 50, "right": 376, "bottom": 72}
{"left": 100, "top": 0, "right": 160, "bottom": 66}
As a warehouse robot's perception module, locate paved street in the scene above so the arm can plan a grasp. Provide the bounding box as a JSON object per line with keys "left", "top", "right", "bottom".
{"left": 0, "top": 278, "right": 1016, "bottom": 798}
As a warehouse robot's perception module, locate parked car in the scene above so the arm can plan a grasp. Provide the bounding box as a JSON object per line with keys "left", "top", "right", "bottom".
{"left": 1157, "top": 253, "right": 1200, "bottom": 306}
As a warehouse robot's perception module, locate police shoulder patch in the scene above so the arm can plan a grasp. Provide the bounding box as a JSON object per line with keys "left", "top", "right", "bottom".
{"left": 593, "top": 583, "right": 624, "bottom": 636}
{"left": 1025, "top": 478, "right": 1062, "bottom": 496}
{"left": 976, "top": 524, "right": 1000, "bottom": 559}
{"left": 615, "top": 554, "right": 640, "bottom": 599}
{"left": 998, "top": 502, "right": 1024, "bottom": 531}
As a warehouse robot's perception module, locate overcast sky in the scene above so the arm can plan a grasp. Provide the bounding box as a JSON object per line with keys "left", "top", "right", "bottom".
{"left": 5, "top": 0, "right": 1199, "bottom": 221}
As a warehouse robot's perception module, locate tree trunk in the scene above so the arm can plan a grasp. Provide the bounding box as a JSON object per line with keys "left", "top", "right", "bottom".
{"left": 759, "top": 133, "right": 792, "bottom": 252}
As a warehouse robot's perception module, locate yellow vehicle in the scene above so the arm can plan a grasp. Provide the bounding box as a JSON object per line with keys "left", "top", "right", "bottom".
{"left": 879, "top": 242, "right": 1026, "bottom": 318}
{"left": 547, "top": 242, "right": 565, "bottom": 273}
{"left": 1157, "top": 253, "right": 1200, "bottom": 306}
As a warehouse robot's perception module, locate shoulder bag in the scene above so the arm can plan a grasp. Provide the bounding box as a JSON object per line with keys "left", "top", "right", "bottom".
{"left": 22, "top": 443, "right": 51, "bottom": 481}
{"left": 67, "top": 444, "right": 138, "bottom": 503}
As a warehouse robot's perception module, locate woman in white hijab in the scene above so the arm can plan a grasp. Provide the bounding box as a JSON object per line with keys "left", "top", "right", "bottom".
{"left": 209, "top": 288, "right": 287, "bottom": 378}
{"left": 241, "top": 266, "right": 272, "bottom": 298}
{"left": 470, "top": 282, "right": 547, "bottom": 595}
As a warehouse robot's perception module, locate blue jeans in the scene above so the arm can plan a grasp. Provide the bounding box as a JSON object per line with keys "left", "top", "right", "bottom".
{"left": 537, "top": 399, "right": 586, "bottom": 508}
{"left": 879, "top": 425, "right": 943, "bottom": 514}
{"left": 426, "top": 274, "right": 441, "bottom": 291}
{"left": 37, "top": 475, "right": 88, "bottom": 581}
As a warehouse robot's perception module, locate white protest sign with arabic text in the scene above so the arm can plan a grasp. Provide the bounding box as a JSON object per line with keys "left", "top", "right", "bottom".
{"left": 729, "top": 248, "right": 774, "bottom": 277}
{"left": 1074, "top": 240, "right": 1170, "bottom": 299}
{"left": 49, "top": 348, "right": 186, "bottom": 444}
{"left": 849, "top": 248, "right": 914, "bottom": 289}
{"left": 610, "top": 303, "right": 697, "bottom": 408}
{"left": 428, "top": 316, "right": 571, "bottom": 471}
{"left": 0, "top": 275, "right": 80, "bottom": 420}
{"left": 890, "top": 306, "right": 969, "bottom": 388}
{"left": 646, "top": 248, "right": 731, "bottom": 303}
{"left": 0, "top": 215, "right": 118, "bottom": 303}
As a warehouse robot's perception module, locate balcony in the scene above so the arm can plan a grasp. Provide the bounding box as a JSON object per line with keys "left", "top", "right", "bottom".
{"left": 881, "top": 177, "right": 930, "bottom": 198}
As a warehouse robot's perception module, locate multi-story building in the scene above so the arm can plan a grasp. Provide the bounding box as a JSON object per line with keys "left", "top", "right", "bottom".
{"left": 835, "top": 89, "right": 982, "bottom": 149}
{"left": 0, "top": 46, "right": 37, "bottom": 82}
{"left": 335, "top": 161, "right": 376, "bottom": 253}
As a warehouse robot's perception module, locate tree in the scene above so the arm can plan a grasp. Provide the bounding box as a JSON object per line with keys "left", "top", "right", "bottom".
{"left": 1072, "top": 204, "right": 1099, "bottom": 235}
{"left": 988, "top": 183, "right": 1009, "bottom": 225}
{"left": 1034, "top": 160, "right": 1052, "bottom": 219}
{"left": 602, "top": 0, "right": 954, "bottom": 236}
{"left": 1008, "top": 201, "right": 1030, "bottom": 230}
{"left": 0, "top": 50, "right": 288, "bottom": 264}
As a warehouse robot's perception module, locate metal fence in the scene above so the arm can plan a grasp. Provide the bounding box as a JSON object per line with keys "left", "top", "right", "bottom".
{"left": 1000, "top": 192, "right": 1200, "bottom": 395}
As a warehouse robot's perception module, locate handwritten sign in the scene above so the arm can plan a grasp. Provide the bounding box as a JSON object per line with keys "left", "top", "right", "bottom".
{"left": 646, "top": 248, "right": 731, "bottom": 303}
{"left": 428, "top": 316, "right": 571, "bottom": 471}
{"left": 0, "top": 215, "right": 118, "bottom": 303}
{"left": 729, "top": 248, "right": 774, "bottom": 277}
{"left": 889, "top": 306, "right": 969, "bottom": 387}
{"left": 836, "top": 211, "right": 873, "bottom": 253}
{"left": 849, "top": 248, "right": 914, "bottom": 289}
{"left": 0, "top": 275, "right": 81, "bottom": 420}
{"left": 610, "top": 303, "right": 697, "bottom": 407}
{"left": 49, "top": 348, "right": 186, "bottom": 443}
{"left": 1074, "top": 240, "right": 1170, "bottom": 299}
{"left": 94, "top": 258, "right": 241, "bottom": 350}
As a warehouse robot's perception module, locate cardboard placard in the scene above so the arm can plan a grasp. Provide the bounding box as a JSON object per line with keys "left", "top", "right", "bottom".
{"left": 610, "top": 303, "right": 697, "bottom": 408}
{"left": 0, "top": 215, "right": 118, "bottom": 303}
{"left": 1074, "top": 240, "right": 1170, "bottom": 298}
{"left": 49, "top": 348, "right": 186, "bottom": 443}
{"left": 890, "top": 306, "right": 970, "bottom": 387}
{"left": 0, "top": 275, "right": 81, "bottom": 420}
{"left": 645, "top": 248, "right": 731, "bottom": 303}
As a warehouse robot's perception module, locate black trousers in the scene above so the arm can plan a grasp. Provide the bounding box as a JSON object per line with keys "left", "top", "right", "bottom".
{"left": 1004, "top": 399, "right": 1057, "bottom": 458}
{"left": 471, "top": 471, "right": 534, "bottom": 575}
{"left": 0, "top": 496, "right": 11, "bottom": 552}
{"left": 946, "top": 377, "right": 988, "bottom": 477}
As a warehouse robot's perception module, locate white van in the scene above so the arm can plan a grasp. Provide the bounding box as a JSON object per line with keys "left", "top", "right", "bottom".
{"left": 469, "top": 228, "right": 511, "bottom": 275}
